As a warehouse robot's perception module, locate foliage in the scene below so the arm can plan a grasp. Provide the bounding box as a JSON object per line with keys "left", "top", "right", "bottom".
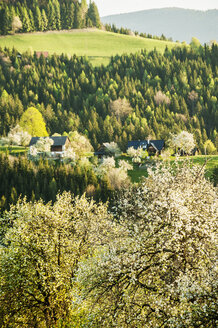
{"left": 19, "top": 107, "right": 48, "bottom": 137}
{"left": 127, "top": 146, "right": 143, "bottom": 158}
{"left": 109, "top": 97, "right": 133, "bottom": 119}
{"left": 7, "top": 124, "right": 31, "bottom": 146}
{"left": 0, "top": 154, "right": 112, "bottom": 213}
{"left": 169, "top": 131, "right": 196, "bottom": 154}
{"left": 0, "top": 44, "right": 217, "bottom": 150}
{"left": 62, "top": 147, "right": 76, "bottom": 163}
{"left": 204, "top": 140, "right": 217, "bottom": 155}
{"left": 11, "top": 16, "right": 22, "bottom": 33}
{"left": 154, "top": 90, "right": 171, "bottom": 105}
{"left": 95, "top": 157, "right": 132, "bottom": 190}
{"left": 0, "top": 192, "right": 110, "bottom": 327}
{"left": 0, "top": 0, "right": 101, "bottom": 35}
{"left": 103, "top": 142, "right": 121, "bottom": 156}
{"left": 190, "top": 37, "right": 201, "bottom": 50}
{"left": 77, "top": 161, "right": 218, "bottom": 327}
{"left": 68, "top": 131, "right": 93, "bottom": 157}
{"left": 0, "top": 125, "right": 31, "bottom": 147}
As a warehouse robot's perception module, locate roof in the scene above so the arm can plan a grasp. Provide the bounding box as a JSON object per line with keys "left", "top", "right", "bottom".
{"left": 29, "top": 136, "right": 69, "bottom": 147}
{"left": 127, "top": 140, "right": 148, "bottom": 149}
{"left": 127, "top": 140, "right": 164, "bottom": 151}
{"left": 149, "top": 140, "right": 165, "bottom": 151}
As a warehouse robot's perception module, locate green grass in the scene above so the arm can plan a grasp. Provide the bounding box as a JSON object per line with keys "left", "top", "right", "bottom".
{"left": 0, "top": 146, "right": 27, "bottom": 154}
{"left": 0, "top": 29, "right": 179, "bottom": 66}
{"left": 128, "top": 155, "right": 218, "bottom": 183}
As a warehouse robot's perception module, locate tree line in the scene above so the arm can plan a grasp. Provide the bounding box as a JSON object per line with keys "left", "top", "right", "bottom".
{"left": 104, "top": 23, "right": 173, "bottom": 42}
{"left": 0, "top": 44, "right": 217, "bottom": 152}
{"left": 0, "top": 0, "right": 101, "bottom": 35}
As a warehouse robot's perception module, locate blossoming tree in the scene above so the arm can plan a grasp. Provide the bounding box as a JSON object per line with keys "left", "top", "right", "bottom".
{"left": 78, "top": 161, "right": 217, "bottom": 327}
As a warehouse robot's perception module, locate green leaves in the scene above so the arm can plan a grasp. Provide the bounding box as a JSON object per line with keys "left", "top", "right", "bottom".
{"left": 19, "top": 107, "right": 48, "bottom": 137}
{"left": 0, "top": 192, "right": 110, "bottom": 326}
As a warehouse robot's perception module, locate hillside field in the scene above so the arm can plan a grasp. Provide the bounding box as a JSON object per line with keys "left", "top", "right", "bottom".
{"left": 128, "top": 155, "right": 218, "bottom": 183}
{"left": 0, "top": 29, "right": 178, "bottom": 66}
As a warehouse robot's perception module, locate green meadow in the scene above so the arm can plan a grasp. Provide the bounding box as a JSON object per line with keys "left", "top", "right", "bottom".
{"left": 0, "top": 146, "right": 27, "bottom": 154}
{"left": 128, "top": 155, "right": 218, "bottom": 183}
{"left": 0, "top": 29, "right": 179, "bottom": 66}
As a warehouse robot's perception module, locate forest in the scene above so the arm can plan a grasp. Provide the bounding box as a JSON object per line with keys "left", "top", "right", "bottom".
{"left": 0, "top": 153, "right": 115, "bottom": 213}
{"left": 0, "top": 0, "right": 101, "bottom": 35}
{"left": 0, "top": 43, "right": 217, "bottom": 152}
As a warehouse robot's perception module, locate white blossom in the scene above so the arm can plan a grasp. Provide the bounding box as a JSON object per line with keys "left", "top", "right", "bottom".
{"left": 169, "top": 131, "right": 196, "bottom": 154}
{"left": 103, "top": 142, "right": 121, "bottom": 156}
{"left": 127, "top": 146, "right": 143, "bottom": 158}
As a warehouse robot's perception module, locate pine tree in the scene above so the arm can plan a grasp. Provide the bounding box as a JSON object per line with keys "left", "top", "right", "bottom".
{"left": 53, "top": 0, "right": 61, "bottom": 30}
{"left": 21, "top": 7, "right": 31, "bottom": 32}
{"left": 47, "top": 0, "right": 56, "bottom": 30}
{"left": 87, "top": 1, "right": 101, "bottom": 28}
{"left": 81, "top": 0, "right": 88, "bottom": 27}
{"left": 35, "top": 6, "right": 43, "bottom": 31}
{"left": 41, "top": 9, "right": 48, "bottom": 31}
{"left": 0, "top": 5, "right": 13, "bottom": 35}
{"left": 74, "top": 2, "right": 82, "bottom": 29}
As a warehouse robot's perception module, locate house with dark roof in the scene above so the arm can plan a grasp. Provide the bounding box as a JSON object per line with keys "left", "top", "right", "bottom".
{"left": 29, "top": 136, "right": 70, "bottom": 157}
{"left": 127, "top": 140, "right": 165, "bottom": 155}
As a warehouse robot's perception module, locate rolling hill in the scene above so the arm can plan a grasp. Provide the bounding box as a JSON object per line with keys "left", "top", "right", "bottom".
{"left": 101, "top": 8, "right": 218, "bottom": 44}
{"left": 0, "top": 28, "right": 178, "bottom": 66}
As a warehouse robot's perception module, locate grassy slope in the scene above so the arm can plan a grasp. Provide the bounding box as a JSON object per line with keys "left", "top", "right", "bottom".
{"left": 0, "top": 29, "right": 178, "bottom": 66}
{"left": 0, "top": 146, "right": 27, "bottom": 154}
{"left": 128, "top": 156, "right": 218, "bottom": 183}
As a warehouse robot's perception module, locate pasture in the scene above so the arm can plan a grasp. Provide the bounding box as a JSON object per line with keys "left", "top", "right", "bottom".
{"left": 0, "top": 29, "right": 179, "bottom": 66}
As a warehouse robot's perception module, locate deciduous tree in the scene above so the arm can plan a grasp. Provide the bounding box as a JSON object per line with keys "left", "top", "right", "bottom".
{"left": 0, "top": 192, "right": 110, "bottom": 327}
{"left": 19, "top": 107, "right": 48, "bottom": 137}
{"left": 78, "top": 161, "right": 218, "bottom": 327}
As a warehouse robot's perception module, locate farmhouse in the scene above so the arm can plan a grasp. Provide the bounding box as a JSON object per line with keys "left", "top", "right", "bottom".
{"left": 127, "top": 140, "right": 165, "bottom": 155}
{"left": 29, "top": 136, "right": 70, "bottom": 157}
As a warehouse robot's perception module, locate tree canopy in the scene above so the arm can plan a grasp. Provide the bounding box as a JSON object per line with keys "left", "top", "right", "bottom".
{"left": 0, "top": 0, "right": 101, "bottom": 35}
{"left": 0, "top": 44, "right": 217, "bottom": 152}
{"left": 0, "top": 192, "right": 110, "bottom": 327}
{"left": 19, "top": 107, "right": 48, "bottom": 137}
{"left": 77, "top": 161, "right": 218, "bottom": 327}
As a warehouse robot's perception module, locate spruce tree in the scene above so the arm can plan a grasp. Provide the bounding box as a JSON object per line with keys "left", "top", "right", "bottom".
{"left": 35, "top": 6, "right": 43, "bottom": 31}
{"left": 53, "top": 0, "right": 61, "bottom": 30}
{"left": 74, "top": 2, "right": 82, "bottom": 29}
{"left": 0, "top": 5, "right": 13, "bottom": 34}
{"left": 81, "top": 0, "right": 88, "bottom": 27}
{"left": 87, "top": 1, "right": 101, "bottom": 28}
{"left": 21, "top": 7, "right": 31, "bottom": 32}
{"left": 47, "top": 0, "right": 56, "bottom": 30}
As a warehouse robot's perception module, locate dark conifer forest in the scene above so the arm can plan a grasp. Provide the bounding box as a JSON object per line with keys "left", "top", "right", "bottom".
{"left": 0, "top": 44, "right": 217, "bottom": 151}
{"left": 0, "top": 0, "right": 101, "bottom": 35}
{"left": 0, "top": 153, "right": 112, "bottom": 213}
